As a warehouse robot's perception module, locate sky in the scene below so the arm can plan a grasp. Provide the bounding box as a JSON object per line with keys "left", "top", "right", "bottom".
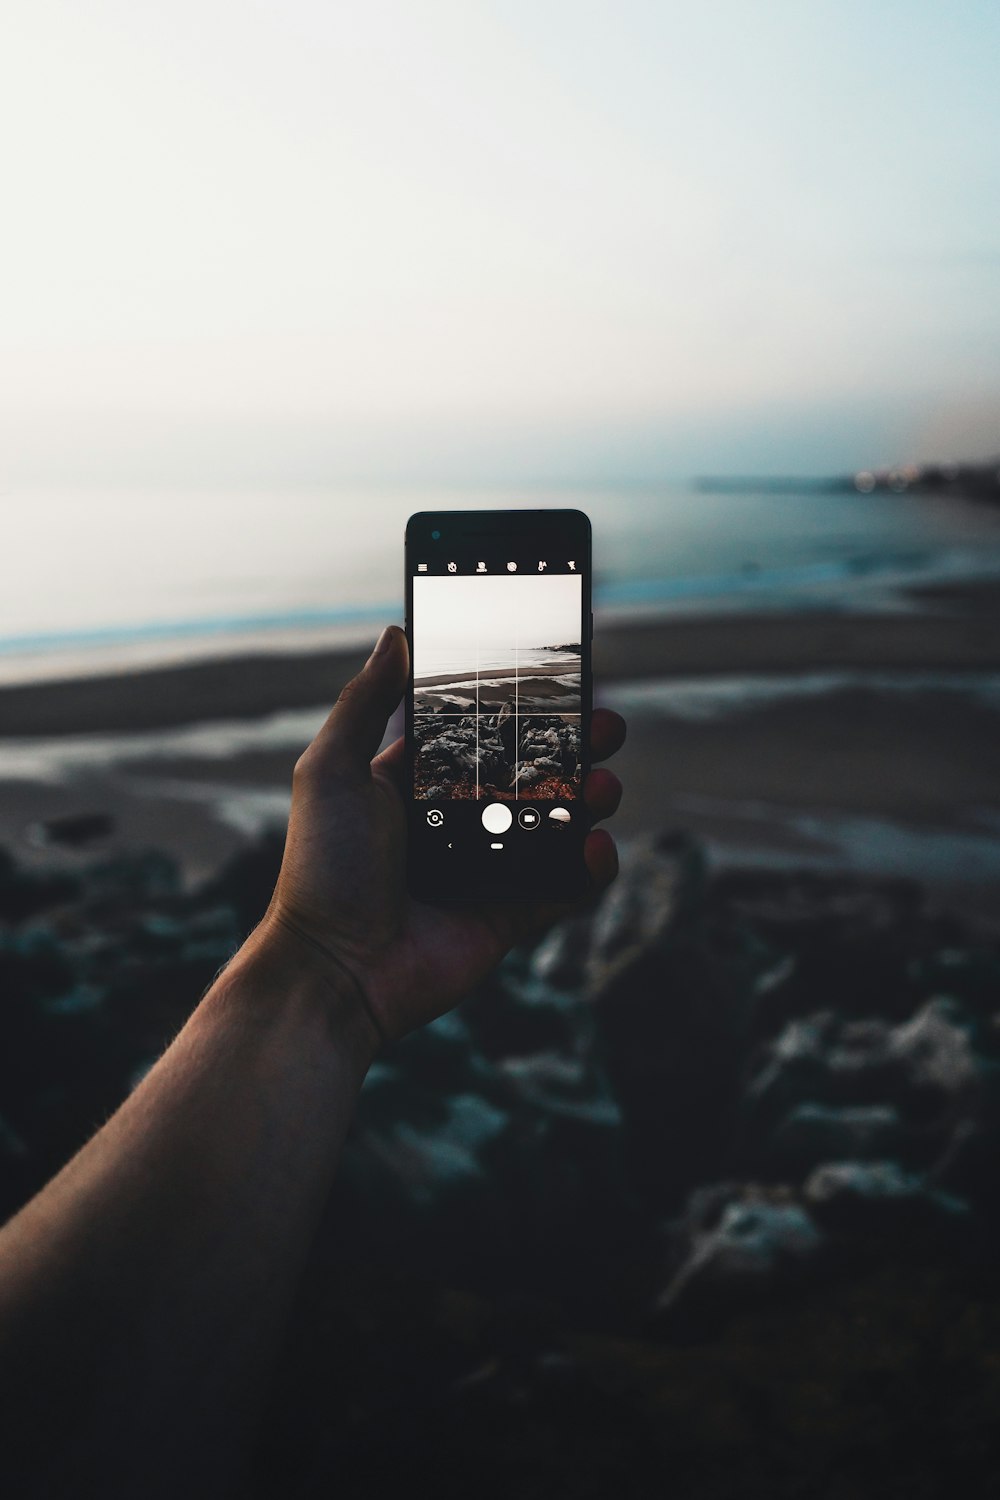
{"left": 414, "top": 574, "right": 581, "bottom": 667}
{"left": 2, "top": 0, "right": 999, "bottom": 487}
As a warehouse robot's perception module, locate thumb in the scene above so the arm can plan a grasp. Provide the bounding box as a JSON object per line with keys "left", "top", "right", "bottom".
{"left": 309, "top": 625, "right": 409, "bottom": 774}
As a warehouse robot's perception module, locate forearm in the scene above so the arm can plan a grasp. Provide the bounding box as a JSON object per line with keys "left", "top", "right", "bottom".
{"left": 0, "top": 923, "right": 378, "bottom": 1498}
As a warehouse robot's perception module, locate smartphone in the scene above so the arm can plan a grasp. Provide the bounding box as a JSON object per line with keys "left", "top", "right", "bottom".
{"left": 405, "top": 509, "right": 593, "bottom": 902}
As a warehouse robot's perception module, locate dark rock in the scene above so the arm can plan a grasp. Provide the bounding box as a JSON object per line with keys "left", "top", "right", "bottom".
{"left": 586, "top": 834, "right": 757, "bottom": 1207}
{"left": 742, "top": 1011, "right": 840, "bottom": 1121}
{"left": 528, "top": 915, "right": 593, "bottom": 991}
{"left": 770, "top": 1103, "right": 904, "bottom": 1174}
{"left": 741, "top": 990, "right": 994, "bottom": 1186}
{"left": 463, "top": 958, "right": 587, "bottom": 1060}
{"left": 655, "top": 1184, "right": 825, "bottom": 1331}
{"left": 33, "top": 812, "right": 115, "bottom": 849}
{"left": 804, "top": 1160, "right": 968, "bottom": 1237}
{"left": 0, "top": 845, "right": 80, "bottom": 923}
{"left": 199, "top": 831, "right": 284, "bottom": 932}
{"left": 83, "top": 851, "right": 181, "bottom": 908}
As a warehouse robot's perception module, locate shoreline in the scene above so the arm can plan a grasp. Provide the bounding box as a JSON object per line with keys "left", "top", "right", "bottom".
{"left": 3, "top": 585, "right": 1000, "bottom": 738}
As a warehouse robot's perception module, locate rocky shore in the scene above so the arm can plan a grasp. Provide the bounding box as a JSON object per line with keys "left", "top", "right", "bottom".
{"left": 3, "top": 829, "right": 999, "bottom": 1494}
{"left": 415, "top": 710, "right": 582, "bottom": 800}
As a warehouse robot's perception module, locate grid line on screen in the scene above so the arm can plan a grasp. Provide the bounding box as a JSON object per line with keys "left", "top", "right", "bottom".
{"left": 516, "top": 601, "right": 521, "bottom": 804}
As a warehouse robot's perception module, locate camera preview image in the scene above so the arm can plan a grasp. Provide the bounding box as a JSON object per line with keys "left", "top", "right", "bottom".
{"left": 413, "top": 573, "right": 582, "bottom": 802}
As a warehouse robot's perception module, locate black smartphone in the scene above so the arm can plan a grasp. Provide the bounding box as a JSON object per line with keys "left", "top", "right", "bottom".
{"left": 405, "top": 509, "right": 593, "bottom": 902}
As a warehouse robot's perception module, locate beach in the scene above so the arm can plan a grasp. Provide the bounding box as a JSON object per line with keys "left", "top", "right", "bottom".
{"left": 1, "top": 577, "right": 998, "bottom": 917}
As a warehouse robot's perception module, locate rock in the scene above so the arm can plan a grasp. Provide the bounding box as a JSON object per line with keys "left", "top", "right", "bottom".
{"left": 587, "top": 834, "right": 754, "bottom": 1207}
{"left": 0, "top": 928, "right": 78, "bottom": 1004}
{"left": 528, "top": 916, "right": 593, "bottom": 992}
{"left": 655, "top": 1185, "right": 825, "bottom": 1330}
{"left": 33, "top": 812, "right": 114, "bottom": 849}
{"left": 344, "top": 1089, "right": 511, "bottom": 1243}
{"left": 0, "top": 846, "right": 80, "bottom": 923}
{"left": 890, "top": 997, "right": 978, "bottom": 1096}
{"left": 387, "top": 1010, "right": 478, "bottom": 1092}
{"left": 741, "top": 990, "right": 993, "bottom": 1184}
{"left": 769, "top": 1103, "right": 904, "bottom": 1174}
{"left": 531, "top": 757, "right": 562, "bottom": 776}
{"left": 463, "top": 971, "right": 584, "bottom": 1062}
{"left": 804, "top": 1159, "right": 968, "bottom": 1236}
{"left": 83, "top": 851, "right": 181, "bottom": 908}
{"left": 496, "top": 1050, "right": 621, "bottom": 1131}
{"left": 199, "top": 832, "right": 284, "bottom": 932}
{"left": 585, "top": 832, "right": 705, "bottom": 1000}
{"left": 743, "top": 1012, "right": 839, "bottom": 1121}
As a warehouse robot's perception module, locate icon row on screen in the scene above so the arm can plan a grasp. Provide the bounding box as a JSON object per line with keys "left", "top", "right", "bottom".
{"left": 416, "top": 561, "right": 575, "bottom": 573}
{"left": 425, "top": 805, "right": 571, "bottom": 831}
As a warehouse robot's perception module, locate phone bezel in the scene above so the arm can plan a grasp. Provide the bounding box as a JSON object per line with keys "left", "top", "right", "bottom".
{"left": 404, "top": 508, "right": 593, "bottom": 902}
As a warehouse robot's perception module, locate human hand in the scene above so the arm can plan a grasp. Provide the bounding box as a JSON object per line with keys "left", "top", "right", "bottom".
{"left": 260, "top": 625, "right": 625, "bottom": 1046}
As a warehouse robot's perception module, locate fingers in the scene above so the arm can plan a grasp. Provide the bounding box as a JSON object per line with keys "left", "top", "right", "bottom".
{"left": 372, "top": 734, "right": 405, "bottom": 786}
{"left": 584, "top": 767, "right": 621, "bottom": 824}
{"left": 584, "top": 827, "right": 619, "bottom": 888}
{"left": 306, "top": 626, "right": 409, "bottom": 776}
{"left": 591, "top": 707, "right": 626, "bottom": 763}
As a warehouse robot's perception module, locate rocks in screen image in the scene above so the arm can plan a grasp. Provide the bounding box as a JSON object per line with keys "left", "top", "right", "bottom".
{"left": 414, "top": 712, "right": 582, "bottom": 800}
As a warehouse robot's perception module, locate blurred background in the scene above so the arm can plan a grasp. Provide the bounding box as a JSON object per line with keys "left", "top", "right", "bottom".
{"left": 2, "top": 3, "right": 1000, "bottom": 1495}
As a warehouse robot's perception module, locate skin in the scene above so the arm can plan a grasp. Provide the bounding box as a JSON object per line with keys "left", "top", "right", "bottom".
{"left": 0, "top": 625, "right": 625, "bottom": 1498}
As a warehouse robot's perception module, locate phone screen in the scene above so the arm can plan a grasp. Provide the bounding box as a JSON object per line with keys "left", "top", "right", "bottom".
{"left": 405, "top": 510, "right": 592, "bottom": 901}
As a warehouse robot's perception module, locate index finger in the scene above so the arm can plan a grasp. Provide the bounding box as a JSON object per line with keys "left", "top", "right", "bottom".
{"left": 591, "top": 707, "right": 626, "bottom": 763}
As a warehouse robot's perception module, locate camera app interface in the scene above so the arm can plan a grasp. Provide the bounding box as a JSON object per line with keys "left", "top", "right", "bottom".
{"left": 412, "top": 557, "right": 583, "bottom": 810}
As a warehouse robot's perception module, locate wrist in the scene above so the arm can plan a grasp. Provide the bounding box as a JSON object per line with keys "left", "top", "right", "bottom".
{"left": 217, "top": 914, "right": 383, "bottom": 1075}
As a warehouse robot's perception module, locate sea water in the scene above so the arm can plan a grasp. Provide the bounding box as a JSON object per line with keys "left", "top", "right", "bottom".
{"left": 2, "top": 479, "right": 1000, "bottom": 681}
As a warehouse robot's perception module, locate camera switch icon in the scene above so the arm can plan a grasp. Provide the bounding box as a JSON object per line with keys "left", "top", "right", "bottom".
{"left": 426, "top": 809, "right": 445, "bottom": 827}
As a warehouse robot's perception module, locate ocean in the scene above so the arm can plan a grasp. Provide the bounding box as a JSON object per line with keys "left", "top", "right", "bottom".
{"left": 3, "top": 480, "right": 1000, "bottom": 683}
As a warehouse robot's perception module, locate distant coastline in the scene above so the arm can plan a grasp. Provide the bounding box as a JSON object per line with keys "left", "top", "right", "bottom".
{"left": 697, "top": 454, "right": 1000, "bottom": 503}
